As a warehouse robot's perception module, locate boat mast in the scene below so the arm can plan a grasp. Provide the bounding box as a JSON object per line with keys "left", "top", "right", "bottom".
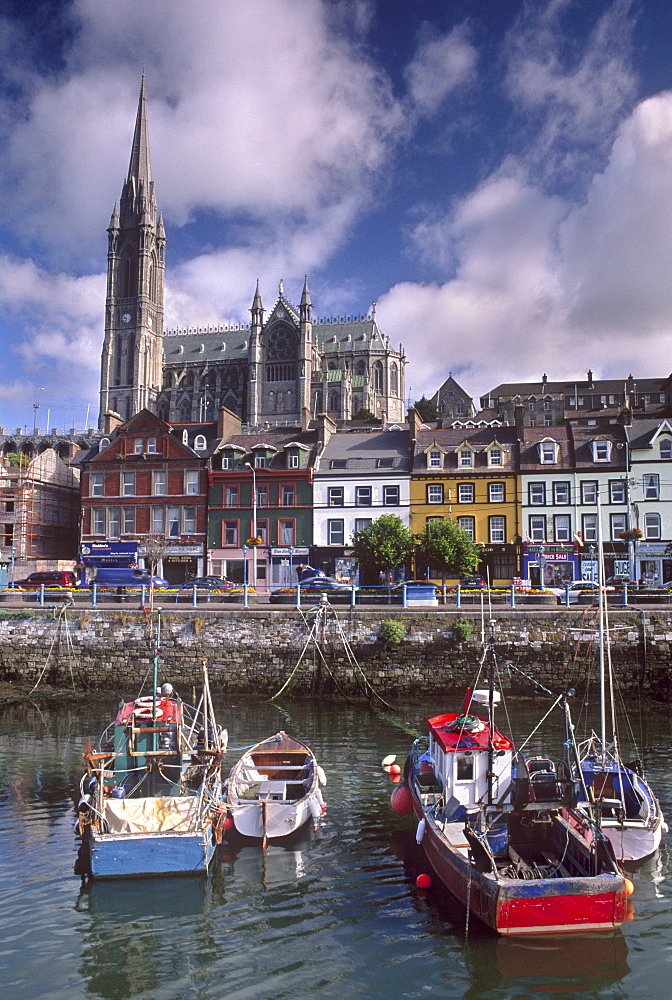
{"left": 596, "top": 499, "right": 607, "bottom": 761}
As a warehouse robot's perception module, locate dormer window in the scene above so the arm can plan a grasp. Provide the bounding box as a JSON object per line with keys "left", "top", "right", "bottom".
{"left": 254, "top": 455, "right": 266, "bottom": 468}
{"left": 592, "top": 440, "right": 611, "bottom": 462}
{"left": 194, "top": 434, "right": 207, "bottom": 451}
{"left": 287, "top": 452, "right": 300, "bottom": 469}
{"left": 221, "top": 455, "right": 231, "bottom": 470}
{"left": 539, "top": 441, "right": 557, "bottom": 464}
{"left": 459, "top": 449, "right": 473, "bottom": 467}
{"left": 428, "top": 450, "right": 442, "bottom": 468}
{"left": 182, "top": 429, "right": 189, "bottom": 445}
{"left": 660, "top": 440, "right": 672, "bottom": 461}
{"left": 99, "top": 437, "right": 110, "bottom": 452}
{"left": 488, "top": 448, "right": 502, "bottom": 467}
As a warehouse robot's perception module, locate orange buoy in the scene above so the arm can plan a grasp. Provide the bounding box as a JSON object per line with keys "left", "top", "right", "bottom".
{"left": 624, "top": 878, "right": 634, "bottom": 896}
{"left": 416, "top": 873, "right": 432, "bottom": 889}
{"left": 390, "top": 782, "right": 413, "bottom": 815}
{"left": 389, "top": 763, "right": 401, "bottom": 775}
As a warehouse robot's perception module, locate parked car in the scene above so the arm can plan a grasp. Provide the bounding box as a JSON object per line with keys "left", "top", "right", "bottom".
{"left": 459, "top": 576, "right": 487, "bottom": 589}
{"left": 12, "top": 571, "right": 79, "bottom": 589}
{"left": 270, "top": 577, "right": 357, "bottom": 602}
{"left": 546, "top": 580, "right": 615, "bottom": 603}
{"left": 176, "top": 576, "right": 233, "bottom": 591}
{"left": 391, "top": 580, "right": 440, "bottom": 594}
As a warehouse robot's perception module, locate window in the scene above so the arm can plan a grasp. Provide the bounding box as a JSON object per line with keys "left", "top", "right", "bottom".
{"left": 152, "top": 507, "right": 165, "bottom": 534}
{"left": 255, "top": 520, "right": 268, "bottom": 545}
{"left": 221, "top": 455, "right": 232, "bottom": 470}
{"left": 544, "top": 416, "right": 553, "bottom": 426}
{"left": 581, "top": 513, "right": 598, "bottom": 543}
{"left": 553, "top": 481, "right": 570, "bottom": 505}
{"left": 553, "top": 514, "right": 571, "bottom": 542}
{"left": 581, "top": 481, "right": 598, "bottom": 504}
{"left": 122, "top": 471, "right": 135, "bottom": 496}
{"left": 330, "top": 459, "right": 347, "bottom": 469}
{"left": 643, "top": 474, "right": 660, "bottom": 500}
{"left": 184, "top": 506, "right": 196, "bottom": 533}
{"left": 529, "top": 515, "right": 546, "bottom": 543}
{"left": 660, "top": 440, "right": 672, "bottom": 460}
{"left": 458, "top": 483, "right": 474, "bottom": 503}
{"left": 528, "top": 400, "right": 536, "bottom": 411}
{"left": 185, "top": 470, "right": 199, "bottom": 495}
{"left": 459, "top": 449, "right": 473, "bottom": 467}
{"left": 377, "top": 457, "right": 394, "bottom": 468}
{"left": 489, "top": 483, "right": 505, "bottom": 503}
{"left": 254, "top": 454, "right": 266, "bottom": 468}
{"left": 644, "top": 512, "right": 661, "bottom": 539}
{"left": 92, "top": 509, "right": 105, "bottom": 535}
{"left": 223, "top": 520, "right": 238, "bottom": 546}
{"left": 225, "top": 485, "right": 239, "bottom": 507}
{"left": 355, "top": 486, "right": 372, "bottom": 506}
{"left": 133, "top": 438, "right": 143, "bottom": 454}
{"left": 609, "top": 480, "right": 626, "bottom": 503}
{"left": 108, "top": 507, "right": 120, "bottom": 539}
{"left": 90, "top": 473, "right": 104, "bottom": 497}
{"left": 123, "top": 508, "right": 135, "bottom": 534}
{"left": 168, "top": 506, "right": 180, "bottom": 537}
{"left": 610, "top": 513, "right": 627, "bottom": 539}
{"left": 489, "top": 448, "right": 502, "bottom": 466}
{"left": 489, "top": 516, "right": 506, "bottom": 543}
{"left": 540, "top": 441, "right": 556, "bottom": 464}
{"left": 354, "top": 518, "right": 372, "bottom": 534}
{"left": 278, "top": 519, "right": 295, "bottom": 545}
{"left": 428, "top": 450, "right": 442, "bottom": 468}
{"left": 281, "top": 484, "right": 296, "bottom": 506}
{"left": 194, "top": 435, "right": 207, "bottom": 452}
{"left": 287, "top": 452, "right": 300, "bottom": 469}
{"left": 153, "top": 470, "right": 167, "bottom": 495}
{"left": 328, "top": 487, "right": 344, "bottom": 507}
{"left": 99, "top": 437, "right": 110, "bottom": 452}
{"left": 456, "top": 755, "right": 474, "bottom": 781}
{"left": 529, "top": 482, "right": 546, "bottom": 506}
{"left": 256, "top": 485, "right": 268, "bottom": 507}
{"left": 543, "top": 400, "right": 551, "bottom": 410}
{"left": 147, "top": 437, "right": 157, "bottom": 454}
{"left": 427, "top": 484, "right": 443, "bottom": 504}
{"left": 592, "top": 440, "right": 611, "bottom": 462}
{"left": 327, "top": 519, "right": 344, "bottom": 545}
{"left": 383, "top": 485, "right": 400, "bottom": 506}
{"left": 457, "top": 516, "right": 475, "bottom": 539}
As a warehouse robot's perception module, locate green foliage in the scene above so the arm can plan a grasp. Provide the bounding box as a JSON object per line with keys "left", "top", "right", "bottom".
{"left": 3, "top": 452, "right": 27, "bottom": 469}
{"left": 413, "top": 396, "right": 440, "bottom": 422}
{"left": 352, "top": 514, "right": 414, "bottom": 575}
{"left": 352, "top": 407, "right": 380, "bottom": 422}
{"left": 452, "top": 617, "right": 473, "bottom": 641}
{"left": 379, "top": 619, "right": 407, "bottom": 643}
{"left": 414, "top": 518, "right": 480, "bottom": 583}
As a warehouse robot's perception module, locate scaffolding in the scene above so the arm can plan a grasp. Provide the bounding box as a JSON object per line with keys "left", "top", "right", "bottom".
{"left": 0, "top": 449, "right": 80, "bottom": 565}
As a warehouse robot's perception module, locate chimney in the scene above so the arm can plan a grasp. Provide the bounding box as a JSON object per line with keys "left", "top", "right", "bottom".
{"left": 514, "top": 403, "right": 525, "bottom": 441}
{"left": 408, "top": 406, "right": 423, "bottom": 449}
{"left": 217, "top": 405, "right": 242, "bottom": 441}
{"left": 317, "top": 412, "right": 336, "bottom": 454}
{"left": 587, "top": 369, "right": 594, "bottom": 388}
{"left": 542, "top": 373, "right": 547, "bottom": 384}
{"left": 102, "top": 410, "right": 124, "bottom": 434}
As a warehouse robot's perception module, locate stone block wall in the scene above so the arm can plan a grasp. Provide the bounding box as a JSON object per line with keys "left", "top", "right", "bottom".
{"left": 0, "top": 607, "right": 670, "bottom": 700}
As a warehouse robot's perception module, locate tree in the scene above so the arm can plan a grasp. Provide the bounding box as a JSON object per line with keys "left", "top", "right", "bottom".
{"left": 352, "top": 514, "right": 414, "bottom": 586}
{"left": 140, "top": 533, "right": 171, "bottom": 609}
{"left": 352, "top": 407, "right": 380, "bottom": 422}
{"left": 414, "top": 518, "right": 481, "bottom": 586}
{"left": 413, "top": 396, "right": 440, "bottom": 423}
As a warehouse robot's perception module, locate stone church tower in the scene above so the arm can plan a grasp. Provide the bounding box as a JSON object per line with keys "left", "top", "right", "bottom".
{"left": 99, "top": 77, "right": 166, "bottom": 428}
{"left": 99, "top": 79, "right": 405, "bottom": 430}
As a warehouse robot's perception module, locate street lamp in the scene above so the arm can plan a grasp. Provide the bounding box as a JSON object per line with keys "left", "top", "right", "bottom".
{"left": 242, "top": 544, "right": 249, "bottom": 589}
{"left": 33, "top": 387, "right": 45, "bottom": 435}
{"left": 289, "top": 544, "right": 294, "bottom": 587}
{"left": 244, "top": 461, "right": 257, "bottom": 585}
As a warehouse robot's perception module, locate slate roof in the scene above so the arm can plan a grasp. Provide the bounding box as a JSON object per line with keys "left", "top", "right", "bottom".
{"left": 316, "top": 429, "right": 410, "bottom": 475}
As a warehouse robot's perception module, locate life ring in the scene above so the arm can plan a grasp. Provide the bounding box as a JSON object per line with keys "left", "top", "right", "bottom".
{"left": 135, "top": 696, "right": 155, "bottom": 707}
{"left": 134, "top": 707, "right": 163, "bottom": 721}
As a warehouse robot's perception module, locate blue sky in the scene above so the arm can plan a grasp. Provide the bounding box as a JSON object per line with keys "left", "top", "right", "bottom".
{"left": 1, "top": 0, "right": 672, "bottom": 433}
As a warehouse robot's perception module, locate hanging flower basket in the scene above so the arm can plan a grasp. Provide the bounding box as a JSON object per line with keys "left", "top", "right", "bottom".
{"left": 619, "top": 528, "right": 642, "bottom": 541}
{"left": 246, "top": 537, "right": 264, "bottom": 546}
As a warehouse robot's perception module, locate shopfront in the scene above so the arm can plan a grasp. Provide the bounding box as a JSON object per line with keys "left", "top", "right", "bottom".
{"left": 79, "top": 541, "right": 138, "bottom": 585}
{"left": 635, "top": 542, "right": 671, "bottom": 586}
{"left": 157, "top": 543, "right": 204, "bottom": 584}
{"left": 269, "top": 546, "right": 311, "bottom": 588}
{"left": 522, "top": 543, "right": 579, "bottom": 588}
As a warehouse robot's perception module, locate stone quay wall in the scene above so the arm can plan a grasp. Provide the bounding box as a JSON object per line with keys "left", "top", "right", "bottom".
{"left": 0, "top": 606, "right": 671, "bottom": 701}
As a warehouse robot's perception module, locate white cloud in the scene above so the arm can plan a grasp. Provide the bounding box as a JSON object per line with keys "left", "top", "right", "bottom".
{"left": 379, "top": 91, "right": 672, "bottom": 401}
{"left": 405, "top": 24, "right": 478, "bottom": 117}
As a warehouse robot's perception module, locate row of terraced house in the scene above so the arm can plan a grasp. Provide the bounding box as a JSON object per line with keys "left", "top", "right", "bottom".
{"left": 70, "top": 379, "right": 672, "bottom": 591}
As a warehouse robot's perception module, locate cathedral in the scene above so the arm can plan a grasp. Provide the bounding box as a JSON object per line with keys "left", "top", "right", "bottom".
{"left": 99, "top": 79, "right": 406, "bottom": 432}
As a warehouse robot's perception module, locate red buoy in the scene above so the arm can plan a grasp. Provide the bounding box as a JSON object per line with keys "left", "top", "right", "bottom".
{"left": 390, "top": 782, "right": 413, "bottom": 815}
{"left": 224, "top": 815, "right": 234, "bottom": 830}
{"left": 389, "top": 763, "right": 401, "bottom": 775}
{"left": 416, "top": 873, "right": 432, "bottom": 889}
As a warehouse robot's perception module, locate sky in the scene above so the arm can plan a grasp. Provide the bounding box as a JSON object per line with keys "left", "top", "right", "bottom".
{"left": 1, "top": 0, "right": 672, "bottom": 433}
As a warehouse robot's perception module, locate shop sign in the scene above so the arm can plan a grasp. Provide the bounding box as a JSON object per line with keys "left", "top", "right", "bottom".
{"left": 270, "top": 547, "right": 310, "bottom": 556}
{"left": 157, "top": 544, "right": 203, "bottom": 557}
{"left": 80, "top": 541, "right": 137, "bottom": 564}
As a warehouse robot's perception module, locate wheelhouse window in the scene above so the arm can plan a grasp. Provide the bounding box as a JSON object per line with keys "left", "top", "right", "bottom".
{"left": 455, "top": 755, "right": 474, "bottom": 781}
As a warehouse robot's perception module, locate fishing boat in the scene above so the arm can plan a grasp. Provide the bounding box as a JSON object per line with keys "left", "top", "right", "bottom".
{"left": 576, "top": 509, "right": 665, "bottom": 862}
{"left": 394, "top": 648, "right": 629, "bottom": 936}
{"left": 76, "top": 619, "right": 227, "bottom": 878}
{"left": 222, "top": 732, "right": 326, "bottom": 844}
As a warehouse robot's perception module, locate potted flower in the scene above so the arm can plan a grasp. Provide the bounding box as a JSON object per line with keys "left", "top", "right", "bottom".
{"left": 619, "top": 528, "right": 643, "bottom": 541}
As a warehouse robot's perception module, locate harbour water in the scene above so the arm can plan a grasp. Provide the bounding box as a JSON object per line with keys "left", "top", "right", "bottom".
{"left": 1, "top": 692, "right": 671, "bottom": 1000}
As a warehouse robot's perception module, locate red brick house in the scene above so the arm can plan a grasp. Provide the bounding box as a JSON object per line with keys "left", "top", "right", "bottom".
{"left": 79, "top": 410, "right": 216, "bottom": 582}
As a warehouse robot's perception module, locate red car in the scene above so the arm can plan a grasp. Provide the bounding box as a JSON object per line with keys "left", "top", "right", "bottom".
{"left": 13, "top": 571, "right": 79, "bottom": 589}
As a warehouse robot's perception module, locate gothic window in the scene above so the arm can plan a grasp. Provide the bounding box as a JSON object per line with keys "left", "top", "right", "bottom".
{"left": 329, "top": 390, "right": 339, "bottom": 412}
{"left": 390, "top": 363, "right": 398, "bottom": 394}
{"left": 355, "top": 360, "right": 366, "bottom": 376}
{"left": 126, "top": 336, "right": 134, "bottom": 383}
{"left": 122, "top": 252, "right": 136, "bottom": 297}
{"left": 328, "top": 361, "right": 338, "bottom": 371}
{"left": 179, "top": 398, "right": 191, "bottom": 422}
{"left": 314, "top": 390, "right": 323, "bottom": 413}
{"left": 373, "top": 361, "right": 383, "bottom": 392}
{"left": 266, "top": 325, "right": 297, "bottom": 361}
{"left": 149, "top": 253, "right": 158, "bottom": 302}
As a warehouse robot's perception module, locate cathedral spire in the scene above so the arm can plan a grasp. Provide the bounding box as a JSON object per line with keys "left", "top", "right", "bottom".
{"left": 128, "top": 74, "right": 153, "bottom": 188}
